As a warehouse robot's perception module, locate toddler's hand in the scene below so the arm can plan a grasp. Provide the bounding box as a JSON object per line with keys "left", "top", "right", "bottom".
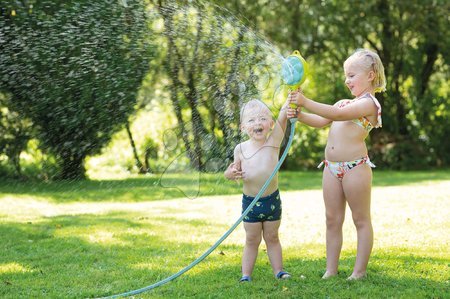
{"left": 287, "top": 105, "right": 300, "bottom": 119}
{"left": 225, "top": 162, "right": 245, "bottom": 181}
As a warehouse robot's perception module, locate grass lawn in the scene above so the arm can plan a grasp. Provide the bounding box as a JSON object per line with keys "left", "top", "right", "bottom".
{"left": 1, "top": 170, "right": 449, "bottom": 298}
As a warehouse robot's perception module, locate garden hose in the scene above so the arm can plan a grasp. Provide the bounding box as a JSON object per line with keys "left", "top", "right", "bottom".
{"left": 100, "top": 118, "right": 297, "bottom": 298}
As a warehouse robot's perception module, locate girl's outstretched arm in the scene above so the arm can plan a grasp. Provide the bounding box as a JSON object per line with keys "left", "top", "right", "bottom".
{"left": 290, "top": 90, "right": 377, "bottom": 121}
{"left": 297, "top": 111, "right": 331, "bottom": 128}
{"left": 287, "top": 103, "right": 331, "bottom": 128}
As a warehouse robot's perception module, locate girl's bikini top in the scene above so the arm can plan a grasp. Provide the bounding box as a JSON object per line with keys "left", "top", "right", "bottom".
{"left": 337, "top": 93, "right": 382, "bottom": 132}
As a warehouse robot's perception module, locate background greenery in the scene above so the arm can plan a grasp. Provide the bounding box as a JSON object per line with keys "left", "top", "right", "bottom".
{"left": 1, "top": 0, "right": 449, "bottom": 180}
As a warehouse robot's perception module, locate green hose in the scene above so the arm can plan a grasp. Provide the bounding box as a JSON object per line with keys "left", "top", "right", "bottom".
{"left": 100, "top": 119, "right": 297, "bottom": 298}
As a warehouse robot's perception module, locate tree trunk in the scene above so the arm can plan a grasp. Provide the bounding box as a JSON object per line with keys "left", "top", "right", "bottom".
{"left": 60, "top": 153, "right": 86, "bottom": 180}
{"left": 419, "top": 43, "right": 438, "bottom": 98}
{"left": 159, "top": 3, "right": 215, "bottom": 171}
{"left": 185, "top": 13, "right": 207, "bottom": 171}
{"left": 215, "top": 27, "right": 245, "bottom": 159}
{"left": 144, "top": 147, "right": 153, "bottom": 174}
{"left": 125, "top": 122, "right": 147, "bottom": 174}
{"left": 159, "top": 5, "right": 198, "bottom": 170}
{"left": 11, "top": 154, "right": 22, "bottom": 177}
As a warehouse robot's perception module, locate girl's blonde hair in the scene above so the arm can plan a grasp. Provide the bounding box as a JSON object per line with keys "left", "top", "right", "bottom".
{"left": 345, "top": 48, "right": 386, "bottom": 93}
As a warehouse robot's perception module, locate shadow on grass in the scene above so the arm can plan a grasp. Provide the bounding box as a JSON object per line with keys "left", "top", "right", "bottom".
{"left": 0, "top": 175, "right": 226, "bottom": 203}
{"left": 1, "top": 211, "right": 448, "bottom": 298}
{"left": 1, "top": 169, "right": 449, "bottom": 203}
{"left": 0, "top": 212, "right": 232, "bottom": 299}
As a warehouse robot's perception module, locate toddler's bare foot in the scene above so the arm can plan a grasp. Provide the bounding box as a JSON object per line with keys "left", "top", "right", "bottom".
{"left": 347, "top": 272, "right": 367, "bottom": 280}
{"left": 322, "top": 271, "right": 337, "bottom": 279}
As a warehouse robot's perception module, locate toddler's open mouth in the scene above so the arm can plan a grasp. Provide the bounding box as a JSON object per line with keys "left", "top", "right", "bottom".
{"left": 254, "top": 128, "right": 263, "bottom": 133}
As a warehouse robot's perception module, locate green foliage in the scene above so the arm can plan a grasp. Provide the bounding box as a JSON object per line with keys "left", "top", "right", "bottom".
{"left": 100, "top": 0, "right": 449, "bottom": 175}
{"left": 0, "top": 0, "right": 153, "bottom": 179}
{"left": 211, "top": 0, "right": 450, "bottom": 169}
{"left": 0, "top": 92, "right": 33, "bottom": 177}
{"left": 148, "top": 1, "right": 296, "bottom": 173}
{"left": 1, "top": 0, "right": 448, "bottom": 181}
{"left": 85, "top": 99, "right": 181, "bottom": 177}
{"left": 18, "top": 139, "right": 61, "bottom": 180}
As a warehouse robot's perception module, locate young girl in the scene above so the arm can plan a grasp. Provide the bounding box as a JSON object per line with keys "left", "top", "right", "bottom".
{"left": 288, "top": 48, "right": 386, "bottom": 280}
{"left": 224, "top": 99, "right": 291, "bottom": 282}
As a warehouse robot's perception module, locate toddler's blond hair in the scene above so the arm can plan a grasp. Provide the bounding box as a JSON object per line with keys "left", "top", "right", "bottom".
{"left": 239, "top": 99, "right": 272, "bottom": 123}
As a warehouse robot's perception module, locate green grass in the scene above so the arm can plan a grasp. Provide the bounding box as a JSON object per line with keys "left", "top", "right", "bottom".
{"left": 1, "top": 170, "right": 449, "bottom": 298}
{"left": 1, "top": 169, "right": 449, "bottom": 202}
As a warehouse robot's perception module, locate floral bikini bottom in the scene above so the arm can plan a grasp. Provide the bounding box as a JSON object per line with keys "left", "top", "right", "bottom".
{"left": 317, "top": 156, "right": 376, "bottom": 180}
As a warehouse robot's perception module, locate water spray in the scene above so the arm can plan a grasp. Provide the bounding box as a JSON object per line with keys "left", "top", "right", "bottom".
{"left": 99, "top": 50, "right": 308, "bottom": 298}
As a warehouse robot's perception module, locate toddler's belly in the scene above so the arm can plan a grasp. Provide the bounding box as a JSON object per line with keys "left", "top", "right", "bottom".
{"left": 243, "top": 171, "right": 278, "bottom": 197}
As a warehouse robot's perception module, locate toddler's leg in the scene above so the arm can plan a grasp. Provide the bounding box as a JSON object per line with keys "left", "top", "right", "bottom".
{"left": 344, "top": 164, "right": 373, "bottom": 279}
{"left": 262, "top": 220, "right": 283, "bottom": 275}
{"left": 322, "top": 169, "right": 346, "bottom": 278}
{"left": 242, "top": 222, "right": 263, "bottom": 277}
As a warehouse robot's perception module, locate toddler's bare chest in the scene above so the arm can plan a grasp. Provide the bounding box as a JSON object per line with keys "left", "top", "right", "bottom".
{"left": 240, "top": 146, "right": 278, "bottom": 172}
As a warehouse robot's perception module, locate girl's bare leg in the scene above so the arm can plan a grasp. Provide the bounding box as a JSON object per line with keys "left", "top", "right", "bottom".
{"left": 322, "top": 168, "right": 346, "bottom": 278}
{"left": 343, "top": 164, "right": 373, "bottom": 279}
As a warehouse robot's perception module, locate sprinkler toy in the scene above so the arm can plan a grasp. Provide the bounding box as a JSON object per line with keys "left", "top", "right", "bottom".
{"left": 281, "top": 50, "right": 309, "bottom": 90}
{"left": 281, "top": 50, "right": 309, "bottom": 122}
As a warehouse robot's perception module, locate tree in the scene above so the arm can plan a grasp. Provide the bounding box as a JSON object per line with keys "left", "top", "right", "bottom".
{"left": 212, "top": 0, "right": 450, "bottom": 169}
{"left": 0, "top": 0, "right": 153, "bottom": 179}
{"left": 154, "top": 0, "right": 276, "bottom": 171}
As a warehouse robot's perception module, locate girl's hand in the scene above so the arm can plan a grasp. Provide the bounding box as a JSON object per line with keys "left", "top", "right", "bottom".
{"left": 289, "top": 88, "right": 307, "bottom": 106}
{"left": 224, "top": 162, "right": 244, "bottom": 181}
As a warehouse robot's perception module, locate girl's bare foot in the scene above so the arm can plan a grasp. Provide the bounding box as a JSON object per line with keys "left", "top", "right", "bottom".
{"left": 322, "top": 271, "right": 337, "bottom": 279}
{"left": 347, "top": 272, "right": 367, "bottom": 280}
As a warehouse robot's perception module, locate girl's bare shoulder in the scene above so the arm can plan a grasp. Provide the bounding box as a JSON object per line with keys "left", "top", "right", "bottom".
{"left": 335, "top": 99, "right": 352, "bottom": 107}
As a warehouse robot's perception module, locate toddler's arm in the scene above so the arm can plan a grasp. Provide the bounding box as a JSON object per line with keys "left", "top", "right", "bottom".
{"left": 224, "top": 145, "right": 244, "bottom": 181}
{"left": 270, "top": 99, "right": 289, "bottom": 145}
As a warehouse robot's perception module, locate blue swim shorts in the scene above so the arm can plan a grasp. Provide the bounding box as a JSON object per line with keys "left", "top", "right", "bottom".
{"left": 242, "top": 190, "right": 282, "bottom": 223}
